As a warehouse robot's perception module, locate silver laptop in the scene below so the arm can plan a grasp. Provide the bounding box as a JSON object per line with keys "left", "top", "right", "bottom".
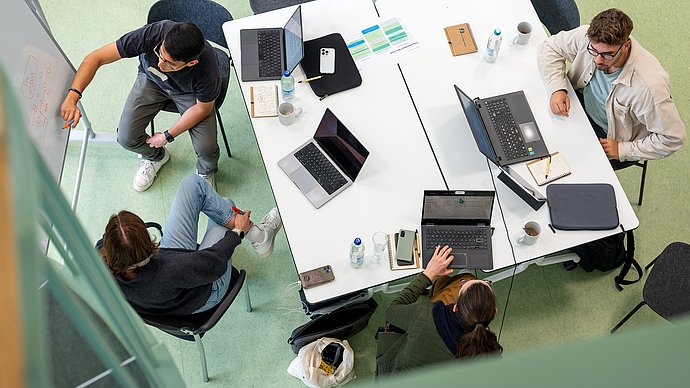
{"left": 421, "top": 190, "right": 494, "bottom": 270}
{"left": 278, "top": 109, "right": 369, "bottom": 209}
{"left": 240, "top": 6, "right": 304, "bottom": 81}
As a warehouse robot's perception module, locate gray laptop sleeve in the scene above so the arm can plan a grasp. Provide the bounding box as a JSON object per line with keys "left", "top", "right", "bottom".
{"left": 546, "top": 183, "right": 619, "bottom": 230}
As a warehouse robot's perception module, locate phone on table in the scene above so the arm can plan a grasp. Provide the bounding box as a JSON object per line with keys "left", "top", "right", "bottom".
{"left": 396, "top": 229, "right": 416, "bottom": 265}
{"left": 320, "top": 47, "right": 336, "bottom": 74}
{"left": 299, "top": 265, "right": 335, "bottom": 289}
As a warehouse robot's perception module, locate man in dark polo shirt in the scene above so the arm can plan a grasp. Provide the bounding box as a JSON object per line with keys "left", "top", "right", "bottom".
{"left": 60, "top": 21, "right": 221, "bottom": 191}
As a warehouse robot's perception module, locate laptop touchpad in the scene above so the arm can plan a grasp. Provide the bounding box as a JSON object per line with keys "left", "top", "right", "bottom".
{"left": 290, "top": 167, "right": 319, "bottom": 193}
{"left": 453, "top": 253, "right": 468, "bottom": 267}
{"left": 519, "top": 122, "right": 540, "bottom": 142}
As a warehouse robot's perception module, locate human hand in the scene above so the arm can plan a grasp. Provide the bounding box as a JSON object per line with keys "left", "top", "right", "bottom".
{"left": 423, "top": 245, "right": 454, "bottom": 282}
{"left": 233, "top": 210, "right": 253, "bottom": 233}
{"left": 146, "top": 132, "right": 168, "bottom": 148}
{"left": 549, "top": 90, "right": 570, "bottom": 117}
{"left": 599, "top": 138, "right": 620, "bottom": 160}
{"left": 60, "top": 96, "right": 82, "bottom": 129}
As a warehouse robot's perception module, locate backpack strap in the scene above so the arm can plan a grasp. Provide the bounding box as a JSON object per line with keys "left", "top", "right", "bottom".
{"left": 614, "top": 230, "right": 643, "bottom": 291}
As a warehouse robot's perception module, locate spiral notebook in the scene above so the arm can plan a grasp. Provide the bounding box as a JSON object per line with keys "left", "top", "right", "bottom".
{"left": 526, "top": 152, "right": 571, "bottom": 186}
{"left": 387, "top": 231, "right": 421, "bottom": 271}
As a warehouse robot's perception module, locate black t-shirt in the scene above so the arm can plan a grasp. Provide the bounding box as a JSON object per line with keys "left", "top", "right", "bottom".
{"left": 115, "top": 20, "right": 221, "bottom": 102}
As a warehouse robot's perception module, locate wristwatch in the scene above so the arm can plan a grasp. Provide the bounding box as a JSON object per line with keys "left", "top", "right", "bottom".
{"left": 163, "top": 130, "right": 175, "bottom": 143}
{"left": 232, "top": 228, "right": 245, "bottom": 239}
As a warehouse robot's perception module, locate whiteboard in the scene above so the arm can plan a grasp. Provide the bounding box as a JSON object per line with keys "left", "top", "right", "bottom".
{"left": 0, "top": 0, "right": 75, "bottom": 182}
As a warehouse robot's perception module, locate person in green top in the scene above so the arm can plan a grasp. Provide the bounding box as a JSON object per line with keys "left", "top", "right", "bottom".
{"left": 376, "top": 245, "right": 502, "bottom": 375}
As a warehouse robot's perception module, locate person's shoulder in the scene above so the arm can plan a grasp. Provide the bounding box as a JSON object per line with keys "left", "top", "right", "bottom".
{"left": 628, "top": 40, "right": 671, "bottom": 99}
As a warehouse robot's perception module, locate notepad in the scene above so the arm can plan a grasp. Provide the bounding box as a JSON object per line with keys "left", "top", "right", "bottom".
{"left": 250, "top": 85, "right": 279, "bottom": 118}
{"left": 526, "top": 152, "right": 571, "bottom": 186}
{"left": 387, "top": 231, "right": 421, "bottom": 271}
{"left": 444, "top": 23, "right": 478, "bottom": 56}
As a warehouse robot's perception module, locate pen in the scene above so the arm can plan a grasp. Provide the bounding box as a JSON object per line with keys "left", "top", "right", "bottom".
{"left": 298, "top": 75, "right": 323, "bottom": 83}
{"left": 63, "top": 119, "right": 74, "bottom": 129}
{"left": 232, "top": 206, "right": 245, "bottom": 215}
{"left": 544, "top": 154, "right": 552, "bottom": 179}
{"left": 319, "top": 94, "right": 329, "bottom": 101}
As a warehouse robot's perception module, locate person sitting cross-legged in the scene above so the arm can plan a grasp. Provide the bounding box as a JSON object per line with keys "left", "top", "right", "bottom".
{"left": 99, "top": 174, "right": 282, "bottom": 314}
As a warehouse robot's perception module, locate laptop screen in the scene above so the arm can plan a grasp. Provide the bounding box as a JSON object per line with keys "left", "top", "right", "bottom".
{"left": 283, "top": 6, "right": 304, "bottom": 73}
{"left": 454, "top": 85, "right": 498, "bottom": 164}
{"left": 423, "top": 191, "right": 494, "bottom": 223}
{"left": 314, "top": 108, "right": 369, "bottom": 181}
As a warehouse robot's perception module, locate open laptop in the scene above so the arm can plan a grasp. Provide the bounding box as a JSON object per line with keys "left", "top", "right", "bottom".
{"left": 240, "top": 6, "right": 304, "bottom": 81}
{"left": 278, "top": 108, "right": 370, "bottom": 209}
{"left": 454, "top": 85, "right": 549, "bottom": 166}
{"left": 421, "top": 190, "right": 494, "bottom": 270}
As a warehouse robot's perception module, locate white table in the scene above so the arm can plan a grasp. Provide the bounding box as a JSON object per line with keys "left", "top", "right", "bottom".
{"left": 223, "top": 0, "right": 447, "bottom": 304}
{"left": 376, "top": 0, "right": 639, "bottom": 277}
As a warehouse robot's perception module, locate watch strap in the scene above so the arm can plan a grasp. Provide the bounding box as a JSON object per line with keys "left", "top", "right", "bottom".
{"left": 164, "top": 130, "right": 175, "bottom": 143}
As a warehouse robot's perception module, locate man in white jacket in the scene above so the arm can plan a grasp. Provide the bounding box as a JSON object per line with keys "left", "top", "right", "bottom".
{"left": 538, "top": 8, "right": 685, "bottom": 165}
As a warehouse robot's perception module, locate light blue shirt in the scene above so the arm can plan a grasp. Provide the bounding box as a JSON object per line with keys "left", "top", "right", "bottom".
{"left": 583, "top": 68, "right": 622, "bottom": 132}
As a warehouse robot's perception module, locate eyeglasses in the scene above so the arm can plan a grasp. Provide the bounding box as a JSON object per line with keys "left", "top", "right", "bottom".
{"left": 587, "top": 42, "right": 625, "bottom": 61}
{"left": 153, "top": 43, "right": 187, "bottom": 70}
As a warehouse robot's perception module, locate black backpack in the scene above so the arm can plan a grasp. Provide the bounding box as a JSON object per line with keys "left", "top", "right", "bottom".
{"left": 570, "top": 229, "right": 642, "bottom": 291}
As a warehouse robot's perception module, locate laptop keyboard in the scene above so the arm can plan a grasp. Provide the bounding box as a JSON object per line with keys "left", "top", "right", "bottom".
{"left": 294, "top": 143, "right": 348, "bottom": 195}
{"left": 485, "top": 98, "right": 529, "bottom": 160}
{"left": 424, "top": 227, "right": 488, "bottom": 250}
{"left": 257, "top": 30, "right": 282, "bottom": 78}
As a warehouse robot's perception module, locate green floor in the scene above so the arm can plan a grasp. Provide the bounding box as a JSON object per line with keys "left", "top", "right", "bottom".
{"left": 43, "top": 0, "right": 689, "bottom": 386}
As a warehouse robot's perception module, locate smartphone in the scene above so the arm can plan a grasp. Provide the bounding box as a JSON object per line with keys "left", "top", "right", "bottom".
{"left": 299, "top": 265, "right": 335, "bottom": 289}
{"left": 396, "top": 229, "right": 416, "bottom": 265}
{"left": 320, "top": 47, "right": 336, "bottom": 74}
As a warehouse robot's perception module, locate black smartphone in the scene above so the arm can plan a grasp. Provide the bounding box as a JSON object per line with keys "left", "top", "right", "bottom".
{"left": 299, "top": 265, "right": 335, "bottom": 289}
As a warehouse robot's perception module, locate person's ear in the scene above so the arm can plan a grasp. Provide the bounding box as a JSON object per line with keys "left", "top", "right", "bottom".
{"left": 453, "top": 304, "right": 458, "bottom": 313}
{"left": 186, "top": 59, "right": 199, "bottom": 67}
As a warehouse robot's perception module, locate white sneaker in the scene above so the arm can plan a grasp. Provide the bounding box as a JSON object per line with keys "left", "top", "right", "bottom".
{"left": 133, "top": 148, "right": 170, "bottom": 192}
{"left": 252, "top": 207, "right": 282, "bottom": 257}
{"left": 197, "top": 171, "right": 216, "bottom": 191}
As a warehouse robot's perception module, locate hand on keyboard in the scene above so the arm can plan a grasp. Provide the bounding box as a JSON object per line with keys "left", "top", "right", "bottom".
{"left": 423, "top": 245, "right": 455, "bottom": 281}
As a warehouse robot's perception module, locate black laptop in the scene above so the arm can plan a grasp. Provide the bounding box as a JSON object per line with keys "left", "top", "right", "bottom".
{"left": 455, "top": 85, "right": 549, "bottom": 166}
{"left": 240, "top": 6, "right": 304, "bottom": 81}
{"left": 277, "top": 108, "right": 370, "bottom": 209}
{"left": 421, "top": 190, "right": 494, "bottom": 270}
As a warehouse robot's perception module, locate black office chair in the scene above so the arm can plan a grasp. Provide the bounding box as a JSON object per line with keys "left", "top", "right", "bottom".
{"left": 147, "top": 0, "right": 233, "bottom": 157}
{"left": 612, "top": 160, "right": 648, "bottom": 206}
{"left": 137, "top": 266, "right": 252, "bottom": 382}
{"left": 611, "top": 242, "right": 690, "bottom": 333}
{"left": 530, "top": 0, "right": 580, "bottom": 35}
{"left": 249, "top": 0, "right": 314, "bottom": 14}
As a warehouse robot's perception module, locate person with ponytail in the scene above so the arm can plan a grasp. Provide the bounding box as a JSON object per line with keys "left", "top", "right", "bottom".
{"left": 376, "top": 245, "right": 502, "bottom": 375}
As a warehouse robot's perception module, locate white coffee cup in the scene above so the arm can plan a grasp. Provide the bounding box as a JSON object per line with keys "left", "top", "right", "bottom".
{"left": 278, "top": 102, "right": 303, "bottom": 126}
{"left": 513, "top": 21, "right": 532, "bottom": 45}
{"left": 517, "top": 221, "right": 541, "bottom": 245}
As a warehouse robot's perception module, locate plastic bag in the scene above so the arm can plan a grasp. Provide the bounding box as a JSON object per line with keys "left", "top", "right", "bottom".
{"left": 287, "top": 337, "right": 355, "bottom": 387}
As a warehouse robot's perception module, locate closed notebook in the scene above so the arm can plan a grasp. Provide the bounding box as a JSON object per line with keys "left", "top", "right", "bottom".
{"left": 387, "top": 231, "right": 420, "bottom": 271}
{"left": 526, "top": 152, "right": 571, "bottom": 186}
{"left": 444, "top": 23, "right": 477, "bottom": 56}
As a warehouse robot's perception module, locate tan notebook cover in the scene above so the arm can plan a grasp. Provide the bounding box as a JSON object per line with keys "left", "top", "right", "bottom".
{"left": 526, "top": 152, "right": 571, "bottom": 186}
{"left": 444, "top": 23, "right": 478, "bottom": 56}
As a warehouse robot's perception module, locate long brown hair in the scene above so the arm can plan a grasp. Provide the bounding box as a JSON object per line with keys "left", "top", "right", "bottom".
{"left": 100, "top": 211, "right": 158, "bottom": 277}
{"left": 454, "top": 282, "right": 503, "bottom": 359}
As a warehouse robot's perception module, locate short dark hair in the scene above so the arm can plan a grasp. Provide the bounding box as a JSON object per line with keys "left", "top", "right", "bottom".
{"left": 587, "top": 8, "right": 634, "bottom": 46}
{"left": 163, "top": 22, "right": 206, "bottom": 62}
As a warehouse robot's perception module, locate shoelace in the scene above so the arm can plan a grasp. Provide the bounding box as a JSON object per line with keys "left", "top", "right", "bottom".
{"left": 261, "top": 213, "right": 279, "bottom": 229}
{"left": 140, "top": 160, "right": 156, "bottom": 177}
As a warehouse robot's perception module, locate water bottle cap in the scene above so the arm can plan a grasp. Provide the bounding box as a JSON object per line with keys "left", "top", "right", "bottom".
{"left": 354, "top": 238, "right": 362, "bottom": 245}
{"left": 493, "top": 29, "right": 502, "bottom": 36}
{"left": 283, "top": 70, "right": 291, "bottom": 76}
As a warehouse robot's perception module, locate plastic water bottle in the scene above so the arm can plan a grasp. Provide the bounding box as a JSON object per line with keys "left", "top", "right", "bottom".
{"left": 280, "top": 70, "right": 295, "bottom": 100}
{"left": 349, "top": 238, "right": 365, "bottom": 268}
{"left": 484, "top": 28, "right": 503, "bottom": 63}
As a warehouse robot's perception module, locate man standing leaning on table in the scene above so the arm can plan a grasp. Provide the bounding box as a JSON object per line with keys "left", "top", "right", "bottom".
{"left": 538, "top": 8, "right": 685, "bottom": 167}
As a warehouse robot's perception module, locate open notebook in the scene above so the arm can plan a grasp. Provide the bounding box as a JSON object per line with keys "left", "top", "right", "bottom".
{"left": 387, "top": 231, "right": 421, "bottom": 270}
{"left": 526, "top": 152, "right": 571, "bottom": 186}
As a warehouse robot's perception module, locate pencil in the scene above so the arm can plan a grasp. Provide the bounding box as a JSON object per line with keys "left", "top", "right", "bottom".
{"left": 298, "top": 75, "right": 323, "bottom": 83}
{"left": 544, "top": 154, "right": 552, "bottom": 179}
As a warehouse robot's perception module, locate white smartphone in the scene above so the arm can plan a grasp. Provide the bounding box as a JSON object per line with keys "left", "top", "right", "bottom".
{"left": 320, "top": 47, "right": 336, "bottom": 74}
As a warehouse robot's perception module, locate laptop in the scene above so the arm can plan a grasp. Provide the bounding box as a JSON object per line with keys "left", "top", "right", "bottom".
{"left": 240, "top": 6, "right": 304, "bottom": 82}
{"left": 454, "top": 85, "right": 549, "bottom": 166}
{"left": 278, "top": 108, "right": 370, "bottom": 209}
{"left": 421, "top": 190, "right": 494, "bottom": 270}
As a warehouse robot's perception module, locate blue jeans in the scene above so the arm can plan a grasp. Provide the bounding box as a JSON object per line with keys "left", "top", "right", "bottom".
{"left": 159, "top": 174, "right": 236, "bottom": 313}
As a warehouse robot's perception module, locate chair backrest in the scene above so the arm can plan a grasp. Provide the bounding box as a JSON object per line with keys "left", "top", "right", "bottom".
{"left": 213, "top": 48, "right": 230, "bottom": 109}
{"left": 530, "top": 0, "right": 580, "bottom": 35}
{"left": 136, "top": 267, "right": 246, "bottom": 341}
{"left": 249, "top": 0, "right": 314, "bottom": 14}
{"left": 147, "top": 0, "right": 233, "bottom": 48}
{"left": 643, "top": 242, "right": 690, "bottom": 320}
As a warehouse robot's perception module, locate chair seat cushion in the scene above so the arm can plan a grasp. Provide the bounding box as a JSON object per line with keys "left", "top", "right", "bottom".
{"left": 644, "top": 242, "right": 690, "bottom": 319}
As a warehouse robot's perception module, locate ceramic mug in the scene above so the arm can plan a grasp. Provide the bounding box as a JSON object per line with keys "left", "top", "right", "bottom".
{"left": 278, "top": 102, "right": 303, "bottom": 126}
{"left": 513, "top": 21, "right": 532, "bottom": 45}
{"left": 517, "top": 221, "right": 541, "bottom": 245}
